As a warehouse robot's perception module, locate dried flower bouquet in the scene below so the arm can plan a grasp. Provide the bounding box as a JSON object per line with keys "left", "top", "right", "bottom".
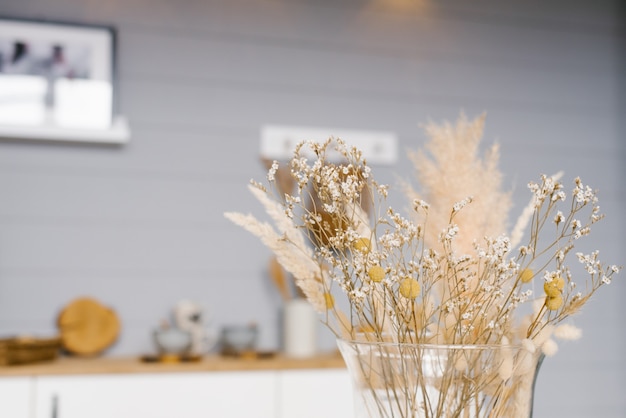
{"left": 225, "top": 114, "right": 620, "bottom": 417}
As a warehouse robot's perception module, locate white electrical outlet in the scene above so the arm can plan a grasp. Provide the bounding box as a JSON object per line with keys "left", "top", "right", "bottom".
{"left": 260, "top": 125, "right": 398, "bottom": 165}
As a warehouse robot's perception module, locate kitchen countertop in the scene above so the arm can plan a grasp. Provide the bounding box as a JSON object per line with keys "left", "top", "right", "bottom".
{"left": 0, "top": 351, "right": 346, "bottom": 377}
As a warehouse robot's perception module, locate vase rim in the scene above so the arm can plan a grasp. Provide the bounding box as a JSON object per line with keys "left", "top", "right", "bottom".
{"left": 337, "top": 337, "right": 532, "bottom": 351}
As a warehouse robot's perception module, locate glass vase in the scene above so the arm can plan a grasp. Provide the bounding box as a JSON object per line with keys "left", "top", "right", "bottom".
{"left": 337, "top": 338, "right": 544, "bottom": 418}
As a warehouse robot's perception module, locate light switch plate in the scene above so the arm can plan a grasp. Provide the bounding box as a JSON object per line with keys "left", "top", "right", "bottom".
{"left": 260, "top": 125, "right": 398, "bottom": 165}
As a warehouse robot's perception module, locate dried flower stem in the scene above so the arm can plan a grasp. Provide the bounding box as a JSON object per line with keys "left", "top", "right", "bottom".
{"left": 226, "top": 115, "right": 621, "bottom": 417}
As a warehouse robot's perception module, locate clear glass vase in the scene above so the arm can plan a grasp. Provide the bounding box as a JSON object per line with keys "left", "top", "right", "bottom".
{"left": 337, "top": 338, "right": 544, "bottom": 418}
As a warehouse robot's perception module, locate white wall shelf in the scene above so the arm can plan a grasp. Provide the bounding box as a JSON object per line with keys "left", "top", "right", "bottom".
{"left": 0, "top": 116, "right": 131, "bottom": 144}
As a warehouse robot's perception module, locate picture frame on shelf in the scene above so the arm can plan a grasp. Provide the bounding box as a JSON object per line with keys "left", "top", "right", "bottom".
{"left": 0, "top": 16, "right": 129, "bottom": 143}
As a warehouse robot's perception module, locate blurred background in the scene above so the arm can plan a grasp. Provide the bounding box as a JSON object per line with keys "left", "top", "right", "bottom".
{"left": 0, "top": 0, "right": 624, "bottom": 416}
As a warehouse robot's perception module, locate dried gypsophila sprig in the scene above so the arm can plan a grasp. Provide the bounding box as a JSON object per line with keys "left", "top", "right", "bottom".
{"left": 227, "top": 116, "right": 619, "bottom": 417}
{"left": 403, "top": 114, "right": 621, "bottom": 353}
{"left": 226, "top": 130, "right": 620, "bottom": 355}
{"left": 513, "top": 175, "right": 620, "bottom": 343}
{"left": 224, "top": 119, "right": 621, "bottom": 418}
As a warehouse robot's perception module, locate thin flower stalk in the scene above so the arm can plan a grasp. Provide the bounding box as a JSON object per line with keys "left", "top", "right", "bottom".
{"left": 225, "top": 115, "right": 620, "bottom": 417}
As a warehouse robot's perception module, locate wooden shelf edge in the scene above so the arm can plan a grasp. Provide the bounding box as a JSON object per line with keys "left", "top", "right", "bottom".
{"left": 0, "top": 352, "right": 346, "bottom": 377}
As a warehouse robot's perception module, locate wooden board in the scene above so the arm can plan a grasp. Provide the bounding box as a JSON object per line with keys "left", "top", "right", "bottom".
{"left": 57, "top": 297, "right": 120, "bottom": 357}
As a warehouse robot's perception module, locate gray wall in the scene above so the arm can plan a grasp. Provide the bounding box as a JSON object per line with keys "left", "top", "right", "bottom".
{"left": 0, "top": 0, "right": 624, "bottom": 416}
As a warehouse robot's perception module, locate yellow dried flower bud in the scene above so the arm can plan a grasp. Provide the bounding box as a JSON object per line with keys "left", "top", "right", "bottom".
{"left": 353, "top": 237, "right": 371, "bottom": 252}
{"left": 546, "top": 295, "right": 563, "bottom": 311}
{"left": 544, "top": 280, "right": 562, "bottom": 297}
{"left": 368, "top": 265, "right": 385, "bottom": 283}
{"left": 323, "top": 292, "right": 335, "bottom": 310}
{"left": 520, "top": 268, "right": 534, "bottom": 284}
{"left": 399, "top": 278, "right": 421, "bottom": 299}
{"left": 553, "top": 276, "right": 565, "bottom": 290}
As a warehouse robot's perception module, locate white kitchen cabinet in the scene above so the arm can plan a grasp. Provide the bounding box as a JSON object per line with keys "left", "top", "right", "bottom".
{"left": 34, "top": 371, "right": 277, "bottom": 418}
{"left": 1, "top": 356, "right": 351, "bottom": 418}
{"left": 0, "top": 377, "right": 32, "bottom": 418}
{"left": 278, "top": 369, "right": 354, "bottom": 418}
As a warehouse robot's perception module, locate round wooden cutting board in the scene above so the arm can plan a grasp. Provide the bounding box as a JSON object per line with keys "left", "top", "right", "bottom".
{"left": 57, "top": 297, "right": 120, "bottom": 356}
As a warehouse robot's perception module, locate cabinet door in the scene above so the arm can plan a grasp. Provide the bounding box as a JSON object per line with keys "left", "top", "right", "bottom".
{"left": 34, "top": 371, "right": 277, "bottom": 418}
{"left": 0, "top": 377, "right": 32, "bottom": 418}
{"left": 278, "top": 369, "right": 354, "bottom": 418}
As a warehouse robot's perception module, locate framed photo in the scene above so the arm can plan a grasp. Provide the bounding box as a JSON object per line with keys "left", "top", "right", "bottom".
{"left": 0, "top": 17, "right": 116, "bottom": 132}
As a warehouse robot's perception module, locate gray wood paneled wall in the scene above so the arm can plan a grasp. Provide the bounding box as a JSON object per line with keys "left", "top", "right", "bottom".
{"left": 0, "top": 0, "right": 624, "bottom": 416}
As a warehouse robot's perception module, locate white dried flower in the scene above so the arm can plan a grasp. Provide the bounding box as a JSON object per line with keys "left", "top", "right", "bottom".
{"left": 521, "top": 338, "right": 536, "bottom": 354}
{"left": 553, "top": 191, "right": 566, "bottom": 202}
{"left": 554, "top": 211, "right": 564, "bottom": 225}
{"left": 267, "top": 160, "right": 279, "bottom": 182}
{"left": 453, "top": 196, "right": 473, "bottom": 213}
{"left": 442, "top": 224, "right": 459, "bottom": 241}
{"left": 541, "top": 339, "right": 559, "bottom": 356}
{"left": 413, "top": 199, "right": 430, "bottom": 211}
{"left": 553, "top": 324, "right": 582, "bottom": 341}
{"left": 227, "top": 118, "right": 621, "bottom": 403}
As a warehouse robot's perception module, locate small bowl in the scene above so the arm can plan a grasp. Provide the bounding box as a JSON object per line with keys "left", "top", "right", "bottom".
{"left": 221, "top": 324, "right": 257, "bottom": 356}
{"left": 153, "top": 328, "right": 192, "bottom": 355}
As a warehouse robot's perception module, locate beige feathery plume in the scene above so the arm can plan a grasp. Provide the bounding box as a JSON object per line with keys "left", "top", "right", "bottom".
{"left": 406, "top": 113, "right": 512, "bottom": 255}
{"left": 226, "top": 184, "right": 337, "bottom": 313}
{"left": 247, "top": 185, "right": 309, "bottom": 251}
{"left": 224, "top": 211, "right": 328, "bottom": 313}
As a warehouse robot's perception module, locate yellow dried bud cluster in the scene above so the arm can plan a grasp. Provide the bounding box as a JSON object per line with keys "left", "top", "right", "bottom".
{"left": 544, "top": 275, "right": 565, "bottom": 310}
{"left": 545, "top": 295, "right": 563, "bottom": 310}
{"left": 353, "top": 237, "right": 371, "bottom": 252}
{"left": 399, "top": 278, "right": 421, "bottom": 299}
{"left": 368, "top": 265, "right": 385, "bottom": 282}
{"left": 543, "top": 276, "right": 565, "bottom": 297}
{"left": 519, "top": 268, "right": 534, "bottom": 283}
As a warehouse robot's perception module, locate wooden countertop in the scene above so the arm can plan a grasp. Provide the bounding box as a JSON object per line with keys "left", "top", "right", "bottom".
{"left": 0, "top": 351, "right": 346, "bottom": 377}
